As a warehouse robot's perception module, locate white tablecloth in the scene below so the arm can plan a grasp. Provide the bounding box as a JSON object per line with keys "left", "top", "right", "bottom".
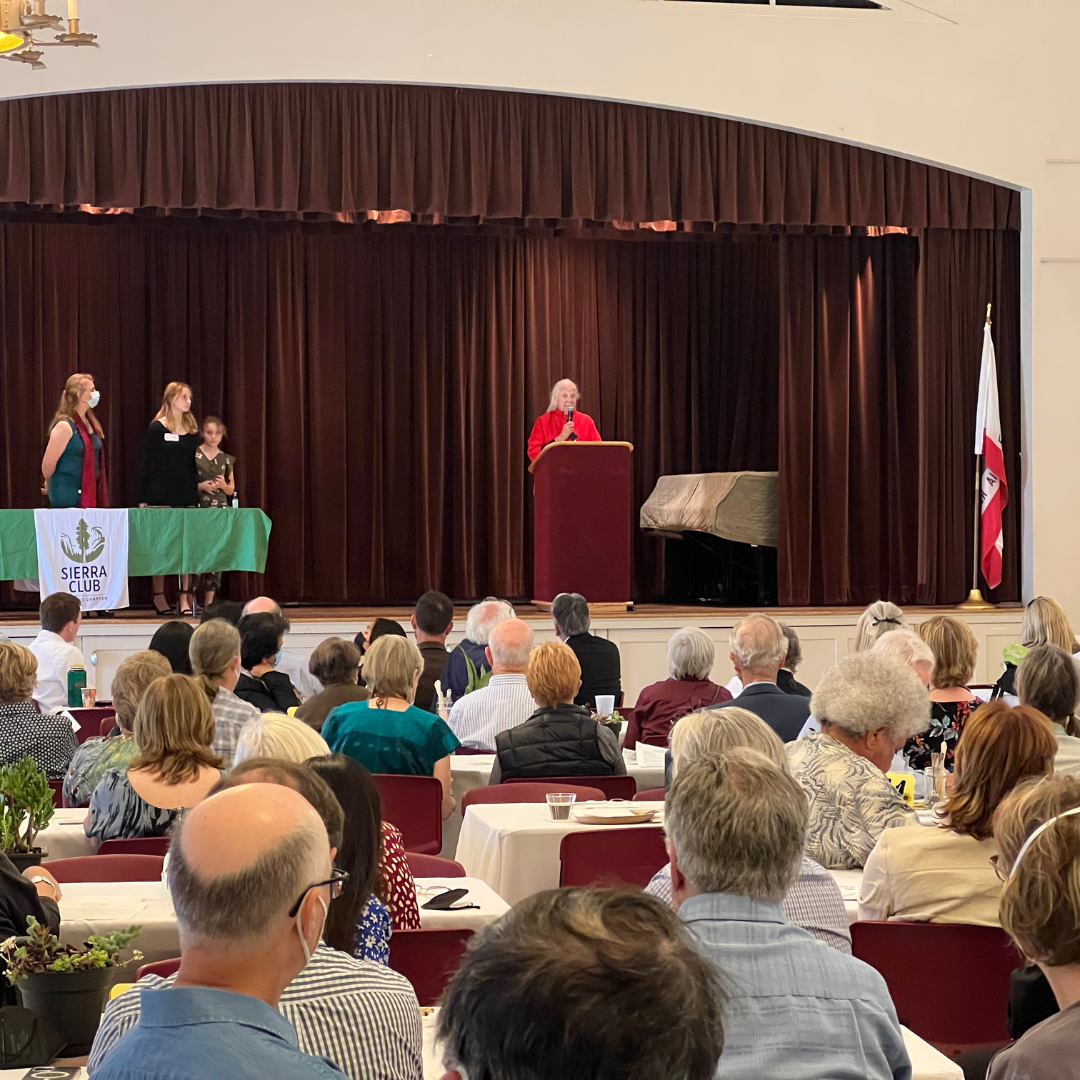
{"left": 37, "top": 807, "right": 98, "bottom": 862}
{"left": 414, "top": 877, "right": 509, "bottom": 931}
{"left": 57, "top": 880, "right": 179, "bottom": 966}
{"left": 455, "top": 801, "right": 665, "bottom": 905}
{"left": 828, "top": 868, "right": 864, "bottom": 924}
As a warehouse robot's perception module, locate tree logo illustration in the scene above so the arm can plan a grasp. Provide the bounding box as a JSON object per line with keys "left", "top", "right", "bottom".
{"left": 59, "top": 519, "right": 106, "bottom": 564}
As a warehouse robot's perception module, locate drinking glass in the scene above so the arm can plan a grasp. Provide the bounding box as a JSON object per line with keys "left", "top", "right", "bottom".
{"left": 546, "top": 792, "right": 577, "bottom": 820}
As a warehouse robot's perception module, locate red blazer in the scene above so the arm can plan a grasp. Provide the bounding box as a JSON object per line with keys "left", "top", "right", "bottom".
{"left": 527, "top": 409, "right": 601, "bottom": 462}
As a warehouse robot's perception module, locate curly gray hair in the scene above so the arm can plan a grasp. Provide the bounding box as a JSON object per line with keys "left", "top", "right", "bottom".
{"left": 668, "top": 627, "right": 716, "bottom": 681}
{"left": 810, "top": 651, "right": 929, "bottom": 741}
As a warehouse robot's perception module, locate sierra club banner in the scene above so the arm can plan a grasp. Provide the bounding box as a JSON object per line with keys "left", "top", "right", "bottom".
{"left": 33, "top": 508, "right": 130, "bottom": 611}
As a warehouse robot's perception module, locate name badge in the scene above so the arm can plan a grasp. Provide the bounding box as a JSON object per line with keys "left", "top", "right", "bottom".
{"left": 164, "top": 433, "right": 180, "bottom": 442}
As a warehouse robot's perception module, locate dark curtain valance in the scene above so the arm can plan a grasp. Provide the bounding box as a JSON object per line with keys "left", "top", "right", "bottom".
{"left": 0, "top": 83, "right": 1019, "bottom": 230}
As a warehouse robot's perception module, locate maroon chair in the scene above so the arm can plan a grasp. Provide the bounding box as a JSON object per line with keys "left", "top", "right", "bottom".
{"left": 405, "top": 853, "right": 466, "bottom": 877}
{"left": 98, "top": 836, "right": 171, "bottom": 857}
{"left": 558, "top": 827, "right": 668, "bottom": 888}
{"left": 372, "top": 774, "right": 442, "bottom": 854}
{"left": 100, "top": 715, "right": 118, "bottom": 737}
{"left": 633, "top": 787, "right": 666, "bottom": 802}
{"left": 620, "top": 706, "right": 640, "bottom": 748}
{"left": 44, "top": 854, "right": 165, "bottom": 882}
{"left": 388, "top": 927, "right": 474, "bottom": 1007}
{"left": 851, "top": 920, "right": 1021, "bottom": 1057}
{"left": 461, "top": 782, "right": 605, "bottom": 815}
{"left": 47, "top": 779, "right": 64, "bottom": 808}
{"left": 67, "top": 707, "right": 116, "bottom": 745}
{"left": 135, "top": 957, "right": 181, "bottom": 981}
{"left": 504, "top": 774, "right": 637, "bottom": 800}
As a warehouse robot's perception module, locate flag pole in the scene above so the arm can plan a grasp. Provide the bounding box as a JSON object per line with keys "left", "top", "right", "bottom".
{"left": 961, "top": 303, "right": 993, "bottom": 610}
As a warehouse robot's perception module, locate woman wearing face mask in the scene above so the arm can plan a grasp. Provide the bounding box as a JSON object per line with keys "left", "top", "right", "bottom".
{"left": 234, "top": 611, "right": 301, "bottom": 713}
{"left": 194, "top": 415, "right": 236, "bottom": 608}
{"left": 41, "top": 373, "right": 109, "bottom": 510}
{"left": 136, "top": 382, "right": 200, "bottom": 617}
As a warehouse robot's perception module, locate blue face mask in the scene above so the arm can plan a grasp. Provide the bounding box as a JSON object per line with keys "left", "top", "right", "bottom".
{"left": 88, "top": 390, "right": 101, "bottom": 409}
{"left": 274, "top": 647, "right": 283, "bottom": 669}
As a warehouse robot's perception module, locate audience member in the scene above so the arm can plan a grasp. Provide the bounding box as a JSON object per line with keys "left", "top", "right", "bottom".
{"left": 437, "top": 888, "right": 726, "bottom": 1080}
{"left": 296, "top": 638, "right": 369, "bottom": 730}
{"left": 871, "top": 627, "right": 935, "bottom": 688}
{"left": 1016, "top": 643, "right": 1080, "bottom": 777}
{"left": 627, "top": 628, "right": 731, "bottom": 748}
{"left": 666, "top": 750, "right": 910, "bottom": 1079}
{"left": 0, "top": 854, "right": 62, "bottom": 1004}
{"left": 438, "top": 599, "right": 513, "bottom": 704}
{"left": 64, "top": 650, "right": 171, "bottom": 806}
{"left": 28, "top": 591, "right": 85, "bottom": 712}
{"left": 322, "top": 635, "right": 459, "bottom": 818}
{"left": 0, "top": 641, "right": 77, "bottom": 779}
{"left": 552, "top": 592, "right": 621, "bottom": 710}
{"left": 447, "top": 618, "right": 536, "bottom": 750}
{"left": 854, "top": 600, "right": 905, "bottom": 652}
{"left": 646, "top": 707, "right": 851, "bottom": 953}
{"left": 356, "top": 618, "right": 407, "bottom": 667}
{"left": 90, "top": 784, "right": 348, "bottom": 1080}
{"left": 189, "top": 618, "right": 262, "bottom": 767}
{"left": 777, "top": 624, "right": 812, "bottom": 697}
{"left": 989, "top": 775, "right": 1080, "bottom": 1079}
{"left": 906, "top": 614, "right": 982, "bottom": 770}
{"left": 235, "top": 713, "right": 330, "bottom": 765}
{"left": 860, "top": 701, "right": 1056, "bottom": 924}
{"left": 411, "top": 590, "right": 454, "bottom": 713}
{"left": 90, "top": 757, "right": 424, "bottom": 1080}
{"left": 718, "top": 614, "right": 809, "bottom": 742}
{"left": 87, "top": 674, "right": 223, "bottom": 842}
{"left": 490, "top": 640, "right": 626, "bottom": 783}
{"left": 993, "top": 595, "right": 1080, "bottom": 699}
{"left": 148, "top": 620, "right": 195, "bottom": 675}
{"left": 242, "top": 596, "right": 322, "bottom": 701}
{"left": 789, "top": 652, "right": 926, "bottom": 869}
{"left": 236, "top": 611, "right": 302, "bottom": 713}
{"left": 199, "top": 598, "right": 244, "bottom": 626}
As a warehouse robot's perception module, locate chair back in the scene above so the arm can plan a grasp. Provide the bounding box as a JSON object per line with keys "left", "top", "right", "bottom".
{"left": 100, "top": 715, "right": 118, "bottom": 737}
{"left": 98, "top": 836, "right": 171, "bottom": 857}
{"left": 47, "top": 779, "right": 64, "bottom": 808}
{"left": 503, "top": 775, "right": 637, "bottom": 800}
{"left": 633, "top": 787, "right": 666, "bottom": 802}
{"left": 405, "top": 853, "right": 466, "bottom": 878}
{"left": 372, "top": 774, "right": 443, "bottom": 854}
{"left": 461, "top": 782, "right": 605, "bottom": 814}
{"left": 559, "top": 827, "right": 668, "bottom": 888}
{"left": 851, "top": 920, "right": 1021, "bottom": 1053}
{"left": 388, "top": 927, "right": 474, "bottom": 1007}
{"left": 135, "top": 957, "right": 181, "bottom": 981}
{"left": 44, "top": 854, "right": 165, "bottom": 882}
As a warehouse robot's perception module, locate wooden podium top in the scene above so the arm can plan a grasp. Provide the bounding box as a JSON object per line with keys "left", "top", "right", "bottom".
{"left": 527, "top": 440, "right": 634, "bottom": 474}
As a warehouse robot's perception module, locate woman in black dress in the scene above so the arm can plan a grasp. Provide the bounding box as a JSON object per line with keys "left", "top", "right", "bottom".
{"left": 136, "top": 382, "right": 200, "bottom": 617}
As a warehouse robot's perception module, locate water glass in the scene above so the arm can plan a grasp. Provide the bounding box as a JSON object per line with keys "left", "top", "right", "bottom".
{"left": 595, "top": 695, "right": 616, "bottom": 717}
{"left": 546, "top": 792, "right": 577, "bottom": 820}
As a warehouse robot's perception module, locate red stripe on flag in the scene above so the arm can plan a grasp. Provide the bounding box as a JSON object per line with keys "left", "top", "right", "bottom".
{"left": 980, "top": 435, "right": 1008, "bottom": 590}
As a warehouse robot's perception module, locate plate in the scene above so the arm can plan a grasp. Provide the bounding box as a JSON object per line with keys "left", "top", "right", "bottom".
{"left": 573, "top": 807, "right": 658, "bottom": 826}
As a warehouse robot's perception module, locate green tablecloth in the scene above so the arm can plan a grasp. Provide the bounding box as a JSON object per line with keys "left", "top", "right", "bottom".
{"left": 0, "top": 508, "right": 271, "bottom": 580}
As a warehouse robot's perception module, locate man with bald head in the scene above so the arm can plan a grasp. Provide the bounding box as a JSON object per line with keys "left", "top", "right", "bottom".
{"left": 93, "top": 784, "right": 347, "bottom": 1080}
{"left": 242, "top": 596, "right": 322, "bottom": 701}
{"left": 447, "top": 618, "right": 537, "bottom": 750}
{"left": 526, "top": 379, "right": 602, "bottom": 462}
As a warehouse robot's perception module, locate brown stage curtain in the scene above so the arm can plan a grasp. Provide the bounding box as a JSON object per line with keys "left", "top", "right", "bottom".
{"left": 0, "top": 217, "right": 777, "bottom": 603}
{"left": 0, "top": 84, "right": 1019, "bottom": 231}
{"left": 778, "top": 229, "right": 1021, "bottom": 605}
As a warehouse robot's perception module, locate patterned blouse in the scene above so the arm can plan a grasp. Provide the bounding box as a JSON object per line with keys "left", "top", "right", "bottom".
{"left": 788, "top": 732, "right": 915, "bottom": 870}
{"left": 379, "top": 823, "right": 420, "bottom": 930}
{"left": 86, "top": 768, "right": 179, "bottom": 841}
{"left": 904, "top": 698, "right": 980, "bottom": 772}
{"left": 195, "top": 448, "right": 235, "bottom": 508}
{"left": 63, "top": 735, "right": 140, "bottom": 808}
{"left": 0, "top": 700, "right": 78, "bottom": 780}
{"left": 355, "top": 894, "right": 392, "bottom": 965}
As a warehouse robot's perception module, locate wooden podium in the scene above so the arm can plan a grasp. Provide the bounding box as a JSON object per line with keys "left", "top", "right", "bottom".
{"left": 529, "top": 441, "right": 634, "bottom": 609}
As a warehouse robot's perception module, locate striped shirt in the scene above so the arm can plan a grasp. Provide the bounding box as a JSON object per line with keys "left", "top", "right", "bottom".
{"left": 447, "top": 674, "right": 537, "bottom": 751}
{"left": 88, "top": 943, "right": 423, "bottom": 1080}
{"left": 210, "top": 685, "right": 261, "bottom": 768}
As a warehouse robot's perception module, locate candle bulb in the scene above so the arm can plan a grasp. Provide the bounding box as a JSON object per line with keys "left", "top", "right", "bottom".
{"left": 67, "top": 0, "right": 78, "bottom": 19}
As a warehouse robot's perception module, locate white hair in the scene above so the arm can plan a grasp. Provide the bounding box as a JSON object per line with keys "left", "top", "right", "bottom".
{"left": 488, "top": 620, "right": 534, "bottom": 667}
{"left": 872, "top": 628, "right": 934, "bottom": 669}
{"left": 233, "top": 712, "right": 330, "bottom": 766}
{"left": 667, "top": 627, "right": 716, "bottom": 681}
{"left": 547, "top": 379, "right": 580, "bottom": 412}
{"left": 729, "top": 615, "right": 787, "bottom": 677}
{"left": 854, "top": 601, "right": 905, "bottom": 652}
{"left": 465, "top": 600, "right": 514, "bottom": 646}
{"left": 810, "top": 652, "right": 929, "bottom": 741}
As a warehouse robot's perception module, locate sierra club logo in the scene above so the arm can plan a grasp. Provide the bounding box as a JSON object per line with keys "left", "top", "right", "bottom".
{"left": 59, "top": 518, "right": 109, "bottom": 596}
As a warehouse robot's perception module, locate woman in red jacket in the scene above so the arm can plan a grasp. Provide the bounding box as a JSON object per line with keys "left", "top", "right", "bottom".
{"left": 527, "top": 379, "right": 601, "bottom": 461}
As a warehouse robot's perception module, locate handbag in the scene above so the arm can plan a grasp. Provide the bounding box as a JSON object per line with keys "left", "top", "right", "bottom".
{"left": 0, "top": 1004, "right": 66, "bottom": 1068}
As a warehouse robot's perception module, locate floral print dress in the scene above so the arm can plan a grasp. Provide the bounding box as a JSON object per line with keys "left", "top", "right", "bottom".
{"left": 903, "top": 698, "right": 980, "bottom": 772}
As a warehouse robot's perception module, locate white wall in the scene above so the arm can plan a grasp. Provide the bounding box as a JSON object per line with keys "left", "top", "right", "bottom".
{"left": 3, "top": 0, "right": 1076, "bottom": 614}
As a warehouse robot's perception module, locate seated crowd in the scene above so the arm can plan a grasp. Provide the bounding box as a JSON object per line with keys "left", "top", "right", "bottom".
{"left": 4, "top": 591, "right": 1080, "bottom": 1079}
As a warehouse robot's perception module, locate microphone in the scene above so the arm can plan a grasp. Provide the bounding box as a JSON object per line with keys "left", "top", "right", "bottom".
{"left": 565, "top": 405, "right": 577, "bottom": 442}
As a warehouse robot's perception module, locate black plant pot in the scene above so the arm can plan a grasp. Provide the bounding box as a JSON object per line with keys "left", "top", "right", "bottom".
{"left": 7, "top": 849, "right": 45, "bottom": 872}
{"left": 19, "top": 965, "right": 112, "bottom": 1056}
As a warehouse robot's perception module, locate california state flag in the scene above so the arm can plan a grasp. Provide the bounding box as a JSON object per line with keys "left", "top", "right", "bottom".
{"left": 974, "top": 320, "right": 1008, "bottom": 589}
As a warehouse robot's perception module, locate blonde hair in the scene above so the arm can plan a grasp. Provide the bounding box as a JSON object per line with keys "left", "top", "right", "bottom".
{"left": 854, "top": 601, "right": 905, "bottom": 652}
{"left": 996, "top": 775, "right": 1080, "bottom": 967}
{"left": 525, "top": 640, "right": 581, "bottom": 708}
{"left": 130, "top": 674, "right": 222, "bottom": 784}
{"left": 0, "top": 642, "right": 37, "bottom": 703}
{"left": 944, "top": 701, "right": 1056, "bottom": 840}
{"left": 364, "top": 634, "right": 424, "bottom": 703}
{"left": 189, "top": 619, "right": 241, "bottom": 701}
{"left": 233, "top": 712, "right": 330, "bottom": 766}
{"left": 669, "top": 707, "right": 787, "bottom": 781}
{"left": 153, "top": 381, "right": 197, "bottom": 435}
{"left": 917, "top": 615, "right": 979, "bottom": 689}
{"left": 50, "top": 373, "right": 104, "bottom": 437}
{"left": 110, "top": 650, "right": 173, "bottom": 732}
{"left": 1022, "top": 597, "right": 1079, "bottom": 654}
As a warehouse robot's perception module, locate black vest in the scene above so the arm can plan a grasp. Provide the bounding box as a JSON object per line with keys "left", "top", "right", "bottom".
{"left": 495, "top": 704, "right": 615, "bottom": 780}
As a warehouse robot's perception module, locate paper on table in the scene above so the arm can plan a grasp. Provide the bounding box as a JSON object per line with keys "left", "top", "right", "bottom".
{"left": 635, "top": 742, "right": 668, "bottom": 768}
{"left": 59, "top": 707, "right": 80, "bottom": 733}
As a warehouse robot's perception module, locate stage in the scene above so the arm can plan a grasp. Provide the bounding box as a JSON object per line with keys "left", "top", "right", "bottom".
{"left": 0, "top": 603, "right": 1024, "bottom": 706}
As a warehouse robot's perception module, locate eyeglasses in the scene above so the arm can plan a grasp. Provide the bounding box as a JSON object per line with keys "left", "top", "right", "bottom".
{"left": 288, "top": 868, "right": 350, "bottom": 918}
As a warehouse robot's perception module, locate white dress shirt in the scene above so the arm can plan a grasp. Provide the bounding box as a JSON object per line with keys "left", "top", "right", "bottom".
{"left": 447, "top": 673, "right": 537, "bottom": 750}
{"left": 29, "top": 629, "right": 86, "bottom": 713}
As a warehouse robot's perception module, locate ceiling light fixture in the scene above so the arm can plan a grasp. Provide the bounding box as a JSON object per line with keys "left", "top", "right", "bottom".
{"left": 1, "top": 0, "right": 98, "bottom": 70}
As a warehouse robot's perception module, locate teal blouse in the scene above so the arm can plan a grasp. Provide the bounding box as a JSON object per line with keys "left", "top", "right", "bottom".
{"left": 322, "top": 700, "right": 460, "bottom": 775}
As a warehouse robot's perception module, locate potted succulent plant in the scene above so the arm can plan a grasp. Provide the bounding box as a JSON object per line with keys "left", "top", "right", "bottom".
{"left": 0, "top": 756, "right": 55, "bottom": 871}
{"left": 1, "top": 917, "right": 142, "bottom": 1056}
